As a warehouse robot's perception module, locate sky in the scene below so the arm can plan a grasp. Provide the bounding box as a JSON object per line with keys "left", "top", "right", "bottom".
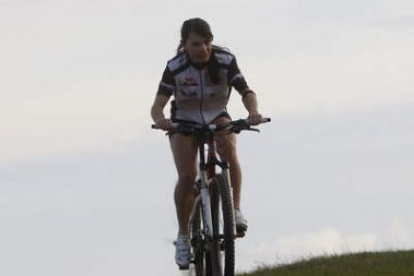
{"left": 1, "top": 0, "right": 414, "bottom": 275}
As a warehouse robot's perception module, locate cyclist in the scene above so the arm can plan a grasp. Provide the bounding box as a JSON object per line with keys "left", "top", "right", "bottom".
{"left": 151, "top": 18, "right": 262, "bottom": 268}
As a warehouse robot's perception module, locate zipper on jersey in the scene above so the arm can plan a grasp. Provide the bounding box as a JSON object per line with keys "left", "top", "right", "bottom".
{"left": 199, "top": 69, "right": 206, "bottom": 124}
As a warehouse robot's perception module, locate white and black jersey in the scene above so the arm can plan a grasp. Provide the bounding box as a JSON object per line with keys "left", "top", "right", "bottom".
{"left": 157, "top": 46, "right": 251, "bottom": 124}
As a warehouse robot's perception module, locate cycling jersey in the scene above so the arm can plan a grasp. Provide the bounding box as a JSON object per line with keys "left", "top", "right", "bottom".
{"left": 157, "top": 46, "right": 250, "bottom": 124}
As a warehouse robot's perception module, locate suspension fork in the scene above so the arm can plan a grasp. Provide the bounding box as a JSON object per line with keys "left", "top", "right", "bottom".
{"left": 197, "top": 137, "right": 214, "bottom": 240}
{"left": 193, "top": 135, "right": 236, "bottom": 239}
{"left": 207, "top": 135, "right": 217, "bottom": 178}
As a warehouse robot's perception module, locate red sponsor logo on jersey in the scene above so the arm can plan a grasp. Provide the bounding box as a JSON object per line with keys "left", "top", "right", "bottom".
{"left": 182, "top": 77, "right": 198, "bottom": 86}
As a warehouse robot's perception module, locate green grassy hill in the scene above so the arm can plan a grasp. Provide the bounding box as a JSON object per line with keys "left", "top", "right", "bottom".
{"left": 237, "top": 250, "right": 414, "bottom": 276}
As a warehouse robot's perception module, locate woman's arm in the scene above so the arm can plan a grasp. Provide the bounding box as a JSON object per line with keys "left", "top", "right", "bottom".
{"left": 151, "top": 95, "right": 174, "bottom": 129}
{"left": 242, "top": 90, "right": 262, "bottom": 125}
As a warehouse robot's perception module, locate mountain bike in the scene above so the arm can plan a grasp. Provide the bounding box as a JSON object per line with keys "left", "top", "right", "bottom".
{"left": 153, "top": 118, "right": 270, "bottom": 276}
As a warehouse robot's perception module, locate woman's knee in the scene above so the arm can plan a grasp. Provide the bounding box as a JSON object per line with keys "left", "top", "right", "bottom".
{"left": 216, "top": 135, "right": 238, "bottom": 162}
{"left": 170, "top": 133, "right": 198, "bottom": 183}
{"left": 177, "top": 169, "right": 197, "bottom": 184}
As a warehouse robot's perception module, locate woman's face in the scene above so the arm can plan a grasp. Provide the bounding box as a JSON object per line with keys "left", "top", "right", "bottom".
{"left": 185, "top": 33, "right": 213, "bottom": 65}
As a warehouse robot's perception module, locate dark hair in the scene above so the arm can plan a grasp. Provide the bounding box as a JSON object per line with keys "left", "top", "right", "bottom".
{"left": 177, "top": 18, "right": 221, "bottom": 84}
{"left": 177, "top": 18, "right": 214, "bottom": 53}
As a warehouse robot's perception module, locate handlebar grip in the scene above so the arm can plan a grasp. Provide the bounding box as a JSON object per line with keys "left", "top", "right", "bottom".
{"left": 261, "top": 117, "right": 271, "bottom": 123}
{"left": 151, "top": 123, "right": 179, "bottom": 130}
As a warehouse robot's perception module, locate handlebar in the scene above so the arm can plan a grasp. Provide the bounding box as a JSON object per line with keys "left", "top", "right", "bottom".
{"left": 151, "top": 117, "right": 271, "bottom": 134}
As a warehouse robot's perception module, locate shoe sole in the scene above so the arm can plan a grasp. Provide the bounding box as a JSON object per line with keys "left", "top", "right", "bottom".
{"left": 236, "top": 225, "right": 248, "bottom": 238}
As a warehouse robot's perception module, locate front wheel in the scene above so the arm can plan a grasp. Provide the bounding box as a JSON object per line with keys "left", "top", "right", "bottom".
{"left": 210, "top": 174, "right": 235, "bottom": 276}
{"left": 192, "top": 204, "right": 213, "bottom": 276}
{"left": 192, "top": 181, "right": 213, "bottom": 276}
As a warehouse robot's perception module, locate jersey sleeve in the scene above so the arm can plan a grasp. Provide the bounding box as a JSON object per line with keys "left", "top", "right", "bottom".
{"left": 156, "top": 65, "right": 175, "bottom": 97}
{"left": 227, "top": 56, "right": 249, "bottom": 94}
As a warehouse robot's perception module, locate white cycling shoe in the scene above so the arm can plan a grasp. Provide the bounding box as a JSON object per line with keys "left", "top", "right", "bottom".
{"left": 174, "top": 234, "right": 191, "bottom": 269}
{"left": 235, "top": 209, "right": 248, "bottom": 234}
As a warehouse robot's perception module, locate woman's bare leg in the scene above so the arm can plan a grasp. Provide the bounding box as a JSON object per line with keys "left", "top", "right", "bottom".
{"left": 169, "top": 133, "right": 198, "bottom": 235}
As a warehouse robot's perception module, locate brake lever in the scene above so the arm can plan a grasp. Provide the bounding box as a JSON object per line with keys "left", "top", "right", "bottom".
{"left": 234, "top": 124, "right": 260, "bottom": 133}
{"left": 233, "top": 126, "right": 242, "bottom": 134}
{"left": 246, "top": 127, "right": 260, "bottom": 132}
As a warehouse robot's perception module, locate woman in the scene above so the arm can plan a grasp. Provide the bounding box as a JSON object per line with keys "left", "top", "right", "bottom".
{"left": 151, "top": 18, "right": 262, "bottom": 268}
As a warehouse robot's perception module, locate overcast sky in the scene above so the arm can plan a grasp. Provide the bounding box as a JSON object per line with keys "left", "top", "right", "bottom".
{"left": 1, "top": 0, "right": 414, "bottom": 275}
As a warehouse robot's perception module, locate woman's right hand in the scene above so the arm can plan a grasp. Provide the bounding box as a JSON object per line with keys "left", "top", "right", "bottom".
{"left": 154, "top": 118, "right": 174, "bottom": 130}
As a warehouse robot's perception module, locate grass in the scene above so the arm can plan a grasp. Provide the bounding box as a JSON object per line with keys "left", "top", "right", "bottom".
{"left": 237, "top": 250, "right": 414, "bottom": 276}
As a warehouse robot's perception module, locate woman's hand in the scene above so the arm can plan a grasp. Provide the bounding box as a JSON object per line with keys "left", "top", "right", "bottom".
{"left": 155, "top": 118, "right": 174, "bottom": 130}
{"left": 242, "top": 90, "right": 262, "bottom": 125}
{"left": 248, "top": 111, "right": 262, "bottom": 126}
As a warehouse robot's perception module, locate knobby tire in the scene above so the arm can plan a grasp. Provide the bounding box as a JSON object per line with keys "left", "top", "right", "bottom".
{"left": 210, "top": 174, "right": 235, "bottom": 276}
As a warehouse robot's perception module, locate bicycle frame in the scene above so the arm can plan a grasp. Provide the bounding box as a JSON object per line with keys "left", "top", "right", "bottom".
{"left": 152, "top": 117, "right": 270, "bottom": 274}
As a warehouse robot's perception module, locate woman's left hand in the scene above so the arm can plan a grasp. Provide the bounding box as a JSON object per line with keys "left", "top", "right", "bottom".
{"left": 248, "top": 111, "right": 262, "bottom": 125}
